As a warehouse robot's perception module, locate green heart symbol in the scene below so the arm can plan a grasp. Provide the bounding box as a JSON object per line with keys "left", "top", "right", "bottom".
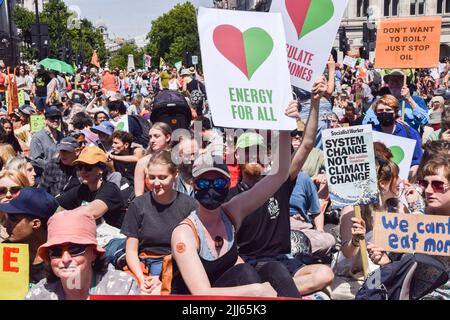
{"left": 243, "top": 28, "right": 274, "bottom": 79}
{"left": 299, "top": 0, "right": 334, "bottom": 39}
{"left": 116, "top": 122, "right": 124, "bottom": 131}
{"left": 389, "top": 146, "right": 405, "bottom": 165}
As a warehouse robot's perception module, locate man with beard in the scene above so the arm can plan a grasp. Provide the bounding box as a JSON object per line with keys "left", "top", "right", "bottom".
{"left": 1, "top": 188, "right": 59, "bottom": 285}
{"left": 363, "top": 70, "right": 429, "bottom": 130}
{"left": 227, "top": 77, "right": 334, "bottom": 298}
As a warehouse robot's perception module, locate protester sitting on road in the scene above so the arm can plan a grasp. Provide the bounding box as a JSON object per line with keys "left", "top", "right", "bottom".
{"left": 56, "top": 146, "right": 125, "bottom": 234}
{"left": 428, "top": 106, "right": 450, "bottom": 142}
{"left": 39, "top": 137, "right": 81, "bottom": 198}
{"left": 25, "top": 211, "right": 140, "bottom": 300}
{"left": 0, "top": 169, "right": 31, "bottom": 242}
{"left": 120, "top": 151, "right": 197, "bottom": 294}
{"left": 0, "top": 188, "right": 58, "bottom": 285}
{"left": 0, "top": 118, "right": 22, "bottom": 153}
{"left": 108, "top": 131, "right": 144, "bottom": 185}
{"left": 367, "top": 156, "right": 450, "bottom": 300}
{"left": 134, "top": 122, "right": 172, "bottom": 196}
{"left": 90, "top": 121, "right": 115, "bottom": 153}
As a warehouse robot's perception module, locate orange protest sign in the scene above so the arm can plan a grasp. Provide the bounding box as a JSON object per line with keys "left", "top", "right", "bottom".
{"left": 373, "top": 212, "right": 450, "bottom": 257}
{"left": 0, "top": 244, "right": 29, "bottom": 299}
{"left": 374, "top": 16, "right": 442, "bottom": 69}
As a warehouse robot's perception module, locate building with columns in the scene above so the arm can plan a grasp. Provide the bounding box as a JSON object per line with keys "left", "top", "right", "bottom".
{"left": 214, "top": 0, "right": 450, "bottom": 61}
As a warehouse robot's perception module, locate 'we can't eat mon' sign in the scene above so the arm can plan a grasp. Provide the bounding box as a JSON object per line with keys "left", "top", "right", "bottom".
{"left": 373, "top": 212, "right": 450, "bottom": 257}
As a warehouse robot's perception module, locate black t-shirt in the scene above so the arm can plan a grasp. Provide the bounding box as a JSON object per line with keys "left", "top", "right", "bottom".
{"left": 186, "top": 79, "right": 206, "bottom": 96}
{"left": 57, "top": 181, "right": 125, "bottom": 228}
{"left": 227, "top": 178, "right": 296, "bottom": 257}
{"left": 113, "top": 149, "right": 137, "bottom": 185}
{"left": 121, "top": 192, "right": 197, "bottom": 255}
{"left": 34, "top": 73, "right": 50, "bottom": 97}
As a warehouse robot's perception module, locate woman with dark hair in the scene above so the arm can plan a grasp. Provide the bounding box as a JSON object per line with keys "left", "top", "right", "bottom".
{"left": 0, "top": 118, "right": 22, "bottom": 153}
{"left": 25, "top": 211, "right": 140, "bottom": 300}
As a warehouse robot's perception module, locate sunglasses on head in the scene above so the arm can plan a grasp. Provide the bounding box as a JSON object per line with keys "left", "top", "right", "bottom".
{"left": 418, "top": 179, "right": 449, "bottom": 193}
{"left": 0, "top": 186, "right": 22, "bottom": 197}
{"left": 48, "top": 244, "right": 89, "bottom": 258}
{"left": 194, "top": 178, "right": 229, "bottom": 190}
{"left": 77, "top": 164, "right": 96, "bottom": 172}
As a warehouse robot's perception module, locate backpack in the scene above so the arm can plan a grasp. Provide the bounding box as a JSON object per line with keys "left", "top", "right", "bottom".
{"left": 129, "top": 115, "right": 150, "bottom": 149}
{"left": 355, "top": 253, "right": 448, "bottom": 300}
{"left": 150, "top": 90, "right": 192, "bottom": 131}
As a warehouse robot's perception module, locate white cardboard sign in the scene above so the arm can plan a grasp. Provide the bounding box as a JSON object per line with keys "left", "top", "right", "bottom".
{"left": 270, "top": 0, "right": 348, "bottom": 92}
{"left": 197, "top": 7, "right": 295, "bottom": 131}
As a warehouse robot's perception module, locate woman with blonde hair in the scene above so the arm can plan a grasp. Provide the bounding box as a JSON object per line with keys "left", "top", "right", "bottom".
{"left": 0, "top": 143, "right": 17, "bottom": 164}
{"left": 0, "top": 169, "right": 31, "bottom": 241}
{"left": 5, "top": 155, "right": 37, "bottom": 186}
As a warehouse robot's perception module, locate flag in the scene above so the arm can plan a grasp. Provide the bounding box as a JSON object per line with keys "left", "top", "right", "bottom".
{"left": 174, "top": 61, "right": 182, "bottom": 71}
{"left": 6, "top": 67, "right": 18, "bottom": 115}
{"left": 91, "top": 50, "right": 100, "bottom": 68}
{"left": 144, "top": 54, "right": 152, "bottom": 68}
{"left": 159, "top": 57, "right": 166, "bottom": 69}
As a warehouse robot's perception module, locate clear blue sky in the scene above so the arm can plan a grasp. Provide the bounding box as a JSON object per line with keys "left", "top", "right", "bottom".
{"left": 63, "top": 0, "right": 213, "bottom": 39}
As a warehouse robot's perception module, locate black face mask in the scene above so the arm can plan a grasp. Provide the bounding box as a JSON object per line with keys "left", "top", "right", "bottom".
{"left": 194, "top": 188, "right": 229, "bottom": 210}
{"left": 377, "top": 112, "right": 395, "bottom": 127}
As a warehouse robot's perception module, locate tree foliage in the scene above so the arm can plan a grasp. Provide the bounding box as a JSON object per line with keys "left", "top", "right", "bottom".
{"left": 145, "top": 2, "right": 200, "bottom": 67}
{"left": 13, "top": 0, "right": 108, "bottom": 65}
{"left": 108, "top": 43, "right": 144, "bottom": 70}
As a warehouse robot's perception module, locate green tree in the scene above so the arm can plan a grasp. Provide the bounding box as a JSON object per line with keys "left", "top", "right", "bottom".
{"left": 145, "top": 2, "right": 200, "bottom": 67}
{"left": 108, "top": 43, "right": 143, "bottom": 70}
{"left": 12, "top": 0, "right": 108, "bottom": 65}
{"left": 12, "top": 5, "right": 38, "bottom": 62}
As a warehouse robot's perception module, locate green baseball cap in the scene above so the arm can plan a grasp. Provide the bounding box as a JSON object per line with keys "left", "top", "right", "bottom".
{"left": 236, "top": 132, "right": 266, "bottom": 149}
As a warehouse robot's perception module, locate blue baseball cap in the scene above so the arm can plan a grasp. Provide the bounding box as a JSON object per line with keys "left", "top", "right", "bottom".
{"left": 90, "top": 121, "right": 115, "bottom": 136}
{"left": 0, "top": 188, "right": 59, "bottom": 220}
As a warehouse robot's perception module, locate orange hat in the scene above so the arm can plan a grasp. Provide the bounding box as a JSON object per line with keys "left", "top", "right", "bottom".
{"left": 38, "top": 211, "right": 105, "bottom": 261}
{"left": 72, "top": 146, "right": 107, "bottom": 165}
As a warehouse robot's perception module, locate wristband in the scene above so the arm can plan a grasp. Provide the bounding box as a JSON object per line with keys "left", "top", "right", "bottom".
{"left": 351, "top": 238, "right": 361, "bottom": 247}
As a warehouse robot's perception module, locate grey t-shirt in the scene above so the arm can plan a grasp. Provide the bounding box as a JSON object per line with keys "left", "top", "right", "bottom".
{"left": 25, "top": 269, "right": 140, "bottom": 300}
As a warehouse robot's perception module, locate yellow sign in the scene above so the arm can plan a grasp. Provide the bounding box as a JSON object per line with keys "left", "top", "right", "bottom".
{"left": 30, "top": 115, "right": 46, "bottom": 133}
{"left": 0, "top": 244, "right": 29, "bottom": 300}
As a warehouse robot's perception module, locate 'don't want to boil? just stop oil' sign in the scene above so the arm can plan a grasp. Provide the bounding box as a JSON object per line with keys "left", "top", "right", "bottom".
{"left": 270, "top": 0, "right": 348, "bottom": 92}
{"left": 197, "top": 7, "right": 295, "bottom": 131}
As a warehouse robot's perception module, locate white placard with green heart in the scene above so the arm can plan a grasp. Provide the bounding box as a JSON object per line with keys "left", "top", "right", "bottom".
{"left": 270, "top": 0, "right": 348, "bottom": 92}
{"left": 197, "top": 7, "right": 295, "bottom": 131}
{"left": 111, "top": 114, "right": 129, "bottom": 133}
{"left": 372, "top": 131, "right": 416, "bottom": 180}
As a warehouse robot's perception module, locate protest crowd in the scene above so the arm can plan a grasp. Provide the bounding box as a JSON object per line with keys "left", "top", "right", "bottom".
{"left": 0, "top": 9, "right": 450, "bottom": 302}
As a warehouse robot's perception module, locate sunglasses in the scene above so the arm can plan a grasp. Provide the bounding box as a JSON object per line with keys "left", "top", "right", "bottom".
{"left": 77, "top": 164, "right": 96, "bottom": 172}
{"left": 0, "top": 186, "right": 22, "bottom": 197}
{"left": 290, "top": 130, "right": 303, "bottom": 138}
{"left": 194, "top": 178, "right": 229, "bottom": 190}
{"left": 418, "top": 179, "right": 449, "bottom": 193}
{"left": 48, "top": 244, "right": 89, "bottom": 258}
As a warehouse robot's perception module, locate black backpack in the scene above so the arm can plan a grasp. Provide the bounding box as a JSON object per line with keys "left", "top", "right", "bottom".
{"left": 356, "top": 253, "right": 448, "bottom": 300}
{"left": 150, "top": 90, "right": 192, "bottom": 131}
{"left": 129, "top": 115, "right": 150, "bottom": 149}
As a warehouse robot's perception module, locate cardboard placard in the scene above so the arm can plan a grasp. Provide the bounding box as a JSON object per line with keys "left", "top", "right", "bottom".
{"left": 111, "top": 114, "right": 129, "bottom": 132}
{"left": 323, "top": 125, "right": 379, "bottom": 208}
{"left": 343, "top": 55, "right": 356, "bottom": 68}
{"left": 374, "top": 16, "right": 442, "bottom": 69}
{"left": 197, "top": 7, "right": 295, "bottom": 130}
{"left": 30, "top": 115, "right": 46, "bottom": 133}
{"left": 373, "top": 212, "right": 450, "bottom": 257}
{"left": 0, "top": 244, "right": 29, "bottom": 300}
{"left": 270, "top": 0, "right": 348, "bottom": 91}
{"left": 372, "top": 131, "right": 416, "bottom": 180}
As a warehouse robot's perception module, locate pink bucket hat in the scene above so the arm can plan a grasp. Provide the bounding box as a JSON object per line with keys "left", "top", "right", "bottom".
{"left": 38, "top": 211, "right": 105, "bottom": 261}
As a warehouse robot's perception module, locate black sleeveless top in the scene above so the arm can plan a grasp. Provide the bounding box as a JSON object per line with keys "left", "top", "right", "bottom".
{"left": 170, "top": 210, "right": 238, "bottom": 294}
